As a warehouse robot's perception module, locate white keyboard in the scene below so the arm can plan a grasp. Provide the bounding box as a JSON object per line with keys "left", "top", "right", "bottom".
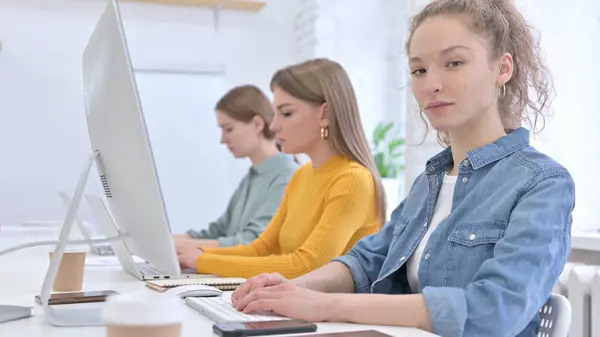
{"left": 185, "top": 292, "right": 290, "bottom": 323}
{"left": 137, "top": 262, "right": 164, "bottom": 275}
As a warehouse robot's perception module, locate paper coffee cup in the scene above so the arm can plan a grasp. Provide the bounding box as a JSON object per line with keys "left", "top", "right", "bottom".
{"left": 103, "top": 292, "right": 184, "bottom": 337}
{"left": 48, "top": 245, "right": 88, "bottom": 292}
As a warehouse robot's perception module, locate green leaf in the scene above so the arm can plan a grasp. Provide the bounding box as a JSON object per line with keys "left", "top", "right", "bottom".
{"left": 374, "top": 122, "right": 393, "bottom": 142}
{"left": 374, "top": 153, "right": 385, "bottom": 175}
{"left": 371, "top": 121, "right": 405, "bottom": 177}
{"left": 389, "top": 139, "right": 404, "bottom": 152}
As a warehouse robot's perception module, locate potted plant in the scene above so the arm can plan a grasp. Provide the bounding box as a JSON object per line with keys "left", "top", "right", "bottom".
{"left": 372, "top": 121, "right": 405, "bottom": 219}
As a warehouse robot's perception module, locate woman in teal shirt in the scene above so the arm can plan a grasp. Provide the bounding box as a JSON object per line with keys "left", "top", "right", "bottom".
{"left": 175, "top": 85, "right": 299, "bottom": 248}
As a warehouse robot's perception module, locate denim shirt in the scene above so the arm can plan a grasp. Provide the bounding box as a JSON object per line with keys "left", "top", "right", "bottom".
{"left": 333, "top": 128, "right": 575, "bottom": 337}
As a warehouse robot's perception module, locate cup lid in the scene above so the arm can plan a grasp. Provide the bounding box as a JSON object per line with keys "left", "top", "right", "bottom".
{"left": 102, "top": 292, "right": 184, "bottom": 326}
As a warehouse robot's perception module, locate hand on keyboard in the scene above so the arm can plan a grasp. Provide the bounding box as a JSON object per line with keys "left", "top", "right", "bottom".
{"left": 231, "top": 281, "right": 332, "bottom": 323}
{"left": 232, "top": 272, "right": 288, "bottom": 308}
{"left": 186, "top": 292, "right": 288, "bottom": 323}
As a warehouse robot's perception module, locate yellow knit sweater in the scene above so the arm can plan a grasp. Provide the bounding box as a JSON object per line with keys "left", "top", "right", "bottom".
{"left": 195, "top": 155, "right": 381, "bottom": 279}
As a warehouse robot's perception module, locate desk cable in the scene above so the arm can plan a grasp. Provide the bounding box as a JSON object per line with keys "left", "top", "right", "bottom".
{"left": 0, "top": 234, "right": 129, "bottom": 256}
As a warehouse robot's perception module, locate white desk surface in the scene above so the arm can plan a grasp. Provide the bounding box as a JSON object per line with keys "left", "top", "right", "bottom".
{"left": 0, "top": 243, "right": 438, "bottom": 337}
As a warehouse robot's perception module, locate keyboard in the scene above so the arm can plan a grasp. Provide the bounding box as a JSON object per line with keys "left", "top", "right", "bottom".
{"left": 92, "top": 244, "right": 114, "bottom": 256}
{"left": 185, "top": 292, "right": 290, "bottom": 323}
{"left": 137, "top": 263, "right": 165, "bottom": 275}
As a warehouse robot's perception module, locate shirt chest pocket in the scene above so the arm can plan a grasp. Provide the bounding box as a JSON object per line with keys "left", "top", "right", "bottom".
{"left": 445, "top": 221, "right": 506, "bottom": 286}
{"left": 381, "top": 215, "right": 410, "bottom": 263}
{"left": 390, "top": 215, "right": 410, "bottom": 245}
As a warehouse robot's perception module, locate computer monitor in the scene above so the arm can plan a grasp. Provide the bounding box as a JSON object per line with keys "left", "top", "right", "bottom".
{"left": 80, "top": 0, "right": 180, "bottom": 277}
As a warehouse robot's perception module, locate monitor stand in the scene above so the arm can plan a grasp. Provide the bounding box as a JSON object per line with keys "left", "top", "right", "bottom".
{"left": 40, "top": 150, "right": 127, "bottom": 327}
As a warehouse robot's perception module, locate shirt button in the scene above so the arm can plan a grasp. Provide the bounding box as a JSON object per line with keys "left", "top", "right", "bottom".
{"left": 462, "top": 159, "right": 470, "bottom": 167}
{"left": 462, "top": 177, "right": 469, "bottom": 183}
{"left": 428, "top": 166, "right": 435, "bottom": 172}
{"left": 423, "top": 222, "right": 427, "bottom": 227}
{"left": 424, "top": 253, "right": 430, "bottom": 260}
{"left": 469, "top": 233, "right": 476, "bottom": 241}
{"left": 400, "top": 256, "right": 406, "bottom": 261}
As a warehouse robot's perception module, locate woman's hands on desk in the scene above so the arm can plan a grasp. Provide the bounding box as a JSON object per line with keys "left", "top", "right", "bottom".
{"left": 232, "top": 273, "right": 288, "bottom": 304}
{"left": 176, "top": 244, "right": 204, "bottom": 270}
{"left": 174, "top": 236, "right": 220, "bottom": 249}
{"left": 231, "top": 272, "right": 334, "bottom": 322}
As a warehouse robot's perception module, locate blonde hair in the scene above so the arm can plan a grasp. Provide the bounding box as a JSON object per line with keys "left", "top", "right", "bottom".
{"left": 406, "top": 0, "right": 554, "bottom": 145}
{"left": 215, "top": 85, "right": 276, "bottom": 140}
{"left": 270, "top": 58, "right": 386, "bottom": 226}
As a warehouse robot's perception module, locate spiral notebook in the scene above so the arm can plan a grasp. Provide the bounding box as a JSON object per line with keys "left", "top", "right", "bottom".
{"left": 145, "top": 277, "right": 246, "bottom": 292}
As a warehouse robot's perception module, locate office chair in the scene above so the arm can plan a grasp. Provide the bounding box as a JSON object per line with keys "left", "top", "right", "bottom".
{"left": 537, "top": 293, "right": 571, "bottom": 337}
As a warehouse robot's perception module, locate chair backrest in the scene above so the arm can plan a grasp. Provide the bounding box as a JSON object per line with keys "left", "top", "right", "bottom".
{"left": 538, "top": 293, "right": 572, "bottom": 337}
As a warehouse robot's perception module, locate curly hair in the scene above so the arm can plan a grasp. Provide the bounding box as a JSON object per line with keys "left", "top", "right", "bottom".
{"left": 406, "top": 0, "right": 555, "bottom": 145}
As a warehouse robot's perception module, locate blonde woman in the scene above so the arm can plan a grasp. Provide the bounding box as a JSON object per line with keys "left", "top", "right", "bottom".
{"left": 177, "top": 59, "right": 386, "bottom": 279}
{"left": 175, "top": 85, "right": 299, "bottom": 249}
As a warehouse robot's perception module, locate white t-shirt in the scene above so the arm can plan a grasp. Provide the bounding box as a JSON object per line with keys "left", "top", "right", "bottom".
{"left": 406, "top": 173, "right": 457, "bottom": 292}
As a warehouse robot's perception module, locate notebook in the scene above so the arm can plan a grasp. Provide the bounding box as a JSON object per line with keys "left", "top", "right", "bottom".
{"left": 145, "top": 277, "right": 246, "bottom": 292}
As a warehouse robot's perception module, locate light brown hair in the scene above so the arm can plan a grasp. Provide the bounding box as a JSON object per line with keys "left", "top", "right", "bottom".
{"left": 406, "top": 0, "right": 554, "bottom": 145}
{"left": 215, "top": 85, "right": 276, "bottom": 140}
{"left": 270, "top": 58, "right": 386, "bottom": 226}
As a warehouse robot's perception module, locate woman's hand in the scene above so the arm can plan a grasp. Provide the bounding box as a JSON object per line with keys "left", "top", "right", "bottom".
{"left": 173, "top": 234, "right": 192, "bottom": 240}
{"left": 174, "top": 236, "right": 199, "bottom": 248}
{"left": 176, "top": 245, "right": 204, "bottom": 270}
{"left": 174, "top": 236, "right": 219, "bottom": 249}
{"left": 234, "top": 282, "right": 334, "bottom": 322}
{"left": 232, "top": 273, "right": 288, "bottom": 307}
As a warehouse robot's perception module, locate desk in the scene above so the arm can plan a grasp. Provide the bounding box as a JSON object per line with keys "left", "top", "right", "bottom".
{"left": 0, "top": 244, "right": 438, "bottom": 337}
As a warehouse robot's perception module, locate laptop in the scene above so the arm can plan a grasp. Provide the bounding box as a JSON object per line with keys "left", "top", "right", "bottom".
{"left": 59, "top": 191, "right": 204, "bottom": 281}
{"left": 85, "top": 194, "right": 209, "bottom": 280}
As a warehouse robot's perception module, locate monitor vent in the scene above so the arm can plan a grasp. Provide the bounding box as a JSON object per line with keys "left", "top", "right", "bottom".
{"left": 100, "top": 174, "right": 113, "bottom": 198}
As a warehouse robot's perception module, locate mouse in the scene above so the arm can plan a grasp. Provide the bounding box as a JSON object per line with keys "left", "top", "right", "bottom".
{"left": 163, "top": 284, "right": 223, "bottom": 298}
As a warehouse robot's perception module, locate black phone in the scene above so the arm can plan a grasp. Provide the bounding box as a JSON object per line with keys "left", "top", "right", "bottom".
{"left": 34, "top": 290, "right": 119, "bottom": 305}
{"left": 212, "top": 319, "right": 317, "bottom": 337}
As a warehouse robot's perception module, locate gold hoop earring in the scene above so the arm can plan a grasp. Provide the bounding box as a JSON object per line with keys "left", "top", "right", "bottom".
{"left": 499, "top": 83, "right": 506, "bottom": 99}
{"left": 320, "top": 127, "right": 329, "bottom": 140}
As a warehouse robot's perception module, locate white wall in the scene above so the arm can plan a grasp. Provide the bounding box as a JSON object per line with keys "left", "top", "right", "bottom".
{"left": 0, "top": 0, "right": 298, "bottom": 233}
{"left": 515, "top": 0, "right": 600, "bottom": 232}
{"left": 312, "top": 0, "right": 404, "bottom": 144}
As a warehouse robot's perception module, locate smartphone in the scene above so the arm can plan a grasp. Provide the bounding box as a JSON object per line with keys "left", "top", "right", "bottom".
{"left": 34, "top": 290, "right": 119, "bottom": 305}
{"left": 212, "top": 319, "right": 317, "bottom": 337}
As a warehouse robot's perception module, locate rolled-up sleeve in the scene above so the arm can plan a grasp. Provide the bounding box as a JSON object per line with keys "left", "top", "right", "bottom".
{"left": 422, "top": 171, "right": 575, "bottom": 337}
{"left": 333, "top": 253, "right": 373, "bottom": 293}
{"left": 187, "top": 214, "right": 227, "bottom": 239}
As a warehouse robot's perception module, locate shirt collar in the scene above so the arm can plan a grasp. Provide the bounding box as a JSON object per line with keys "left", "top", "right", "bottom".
{"left": 426, "top": 127, "right": 530, "bottom": 173}
{"left": 252, "top": 153, "right": 295, "bottom": 175}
